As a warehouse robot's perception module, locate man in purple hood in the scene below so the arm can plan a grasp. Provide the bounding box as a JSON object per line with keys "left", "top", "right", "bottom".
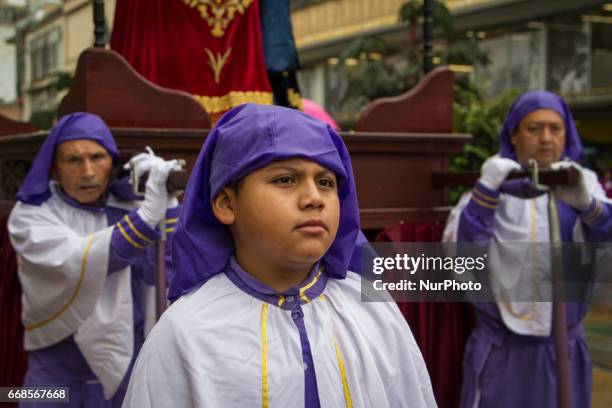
{"left": 8, "top": 112, "right": 180, "bottom": 407}
{"left": 443, "top": 91, "right": 611, "bottom": 407}
{"left": 123, "top": 103, "right": 436, "bottom": 408}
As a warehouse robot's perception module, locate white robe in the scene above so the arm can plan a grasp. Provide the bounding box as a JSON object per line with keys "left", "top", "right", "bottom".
{"left": 8, "top": 182, "right": 140, "bottom": 398}
{"left": 123, "top": 271, "right": 436, "bottom": 407}
{"left": 442, "top": 167, "right": 611, "bottom": 336}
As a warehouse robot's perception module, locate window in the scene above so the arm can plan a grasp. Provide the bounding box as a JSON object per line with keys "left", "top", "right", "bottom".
{"left": 29, "top": 28, "right": 61, "bottom": 82}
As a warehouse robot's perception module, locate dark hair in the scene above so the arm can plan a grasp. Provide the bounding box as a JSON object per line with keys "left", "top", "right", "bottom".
{"left": 225, "top": 178, "right": 243, "bottom": 195}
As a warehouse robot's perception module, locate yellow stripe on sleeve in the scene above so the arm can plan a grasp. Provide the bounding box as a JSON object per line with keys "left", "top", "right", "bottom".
{"left": 116, "top": 222, "right": 146, "bottom": 249}
{"left": 123, "top": 215, "right": 153, "bottom": 243}
{"left": 472, "top": 187, "right": 500, "bottom": 204}
{"left": 471, "top": 195, "right": 498, "bottom": 210}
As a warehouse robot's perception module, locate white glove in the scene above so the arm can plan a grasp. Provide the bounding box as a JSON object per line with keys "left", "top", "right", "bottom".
{"left": 550, "top": 161, "right": 592, "bottom": 211}
{"left": 137, "top": 159, "right": 182, "bottom": 228}
{"left": 478, "top": 155, "right": 522, "bottom": 191}
{"left": 124, "top": 147, "right": 159, "bottom": 191}
{"left": 126, "top": 147, "right": 181, "bottom": 227}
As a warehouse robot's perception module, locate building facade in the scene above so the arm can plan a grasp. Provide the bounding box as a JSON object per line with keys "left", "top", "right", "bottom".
{"left": 291, "top": 0, "right": 612, "bottom": 150}
{"left": 10, "top": 0, "right": 115, "bottom": 125}
{"left": 0, "top": 0, "right": 27, "bottom": 119}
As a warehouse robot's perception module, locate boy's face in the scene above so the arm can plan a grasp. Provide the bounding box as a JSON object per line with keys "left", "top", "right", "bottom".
{"left": 214, "top": 158, "right": 340, "bottom": 276}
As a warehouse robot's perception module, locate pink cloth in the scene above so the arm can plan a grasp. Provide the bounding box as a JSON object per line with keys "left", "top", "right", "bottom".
{"left": 302, "top": 98, "right": 339, "bottom": 130}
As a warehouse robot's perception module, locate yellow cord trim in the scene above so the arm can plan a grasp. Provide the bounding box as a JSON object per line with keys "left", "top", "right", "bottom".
{"left": 116, "top": 222, "right": 146, "bottom": 249}
{"left": 277, "top": 295, "right": 285, "bottom": 307}
{"left": 194, "top": 91, "right": 273, "bottom": 114}
{"left": 261, "top": 303, "right": 269, "bottom": 408}
{"left": 123, "top": 215, "right": 152, "bottom": 243}
{"left": 472, "top": 187, "right": 499, "bottom": 204}
{"left": 164, "top": 227, "right": 175, "bottom": 233}
{"left": 26, "top": 235, "right": 94, "bottom": 330}
{"left": 166, "top": 218, "right": 179, "bottom": 224}
{"left": 334, "top": 336, "right": 353, "bottom": 408}
{"left": 501, "top": 199, "right": 537, "bottom": 320}
{"left": 471, "top": 194, "right": 498, "bottom": 210}
{"left": 299, "top": 269, "right": 322, "bottom": 303}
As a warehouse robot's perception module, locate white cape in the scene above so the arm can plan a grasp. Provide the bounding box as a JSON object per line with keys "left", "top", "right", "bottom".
{"left": 123, "top": 271, "right": 436, "bottom": 407}
{"left": 8, "top": 184, "right": 137, "bottom": 398}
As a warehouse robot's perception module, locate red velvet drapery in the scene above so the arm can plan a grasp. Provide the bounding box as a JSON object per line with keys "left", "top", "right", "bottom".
{"left": 376, "top": 221, "right": 474, "bottom": 408}
{"left": 0, "top": 216, "right": 27, "bottom": 391}
{"left": 111, "top": 0, "right": 272, "bottom": 121}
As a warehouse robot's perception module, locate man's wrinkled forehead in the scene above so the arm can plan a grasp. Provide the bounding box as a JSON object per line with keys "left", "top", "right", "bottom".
{"left": 54, "top": 138, "right": 109, "bottom": 160}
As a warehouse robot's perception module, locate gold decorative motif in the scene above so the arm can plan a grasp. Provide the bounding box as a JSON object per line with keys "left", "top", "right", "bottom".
{"left": 183, "top": 0, "right": 253, "bottom": 37}
{"left": 194, "top": 91, "right": 273, "bottom": 114}
{"left": 288, "top": 89, "right": 303, "bottom": 110}
{"left": 205, "top": 47, "right": 232, "bottom": 84}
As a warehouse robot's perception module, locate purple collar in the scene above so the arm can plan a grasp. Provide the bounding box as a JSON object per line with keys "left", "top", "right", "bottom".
{"left": 225, "top": 256, "right": 328, "bottom": 310}
{"left": 53, "top": 182, "right": 108, "bottom": 213}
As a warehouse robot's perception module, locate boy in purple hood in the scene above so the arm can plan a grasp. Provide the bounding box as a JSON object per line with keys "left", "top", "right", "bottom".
{"left": 123, "top": 104, "right": 436, "bottom": 408}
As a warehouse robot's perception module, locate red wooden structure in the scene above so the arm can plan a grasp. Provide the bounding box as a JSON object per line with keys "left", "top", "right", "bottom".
{"left": 0, "top": 49, "right": 471, "bottom": 407}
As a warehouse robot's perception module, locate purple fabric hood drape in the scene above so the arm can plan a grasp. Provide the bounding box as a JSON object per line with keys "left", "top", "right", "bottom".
{"left": 169, "top": 103, "right": 360, "bottom": 300}
{"left": 499, "top": 90, "right": 583, "bottom": 161}
{"left": 16, "top": 112, "right": 121, "bottom": 205}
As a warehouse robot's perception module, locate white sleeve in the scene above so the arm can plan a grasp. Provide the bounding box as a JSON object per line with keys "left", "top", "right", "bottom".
{"left": 8, "top": 201, "right": 112, "bottom": 350}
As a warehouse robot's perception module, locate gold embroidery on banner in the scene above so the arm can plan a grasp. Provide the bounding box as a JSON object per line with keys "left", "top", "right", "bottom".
{"left": 183, "top": 0, "right": 253, "bottom": 37}
{"left": 288, "top": 89, "right": 303, "bottom": 110}
{"left": 194, "top": 91, "right": 273, "bottom": 114}
{"left": 205, "top": 47, "right": 232, "bottom": 84}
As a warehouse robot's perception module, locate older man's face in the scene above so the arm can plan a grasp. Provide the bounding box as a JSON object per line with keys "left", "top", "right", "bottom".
{"left": 53, "top": 139, "right": 113, "bottom": 204}
{"left": 511, "top": 109, "right": 566, "bottom": 169}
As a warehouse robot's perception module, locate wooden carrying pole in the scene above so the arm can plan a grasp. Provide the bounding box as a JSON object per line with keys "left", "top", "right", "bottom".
{"left": 136, "top": 170, "right": 189, "bottom": 320}
{"left": 547, "top": 191, "right": 571, "bottom": 408}
{"left": 149, "top": 171, "right": 188, "bottom": 319}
